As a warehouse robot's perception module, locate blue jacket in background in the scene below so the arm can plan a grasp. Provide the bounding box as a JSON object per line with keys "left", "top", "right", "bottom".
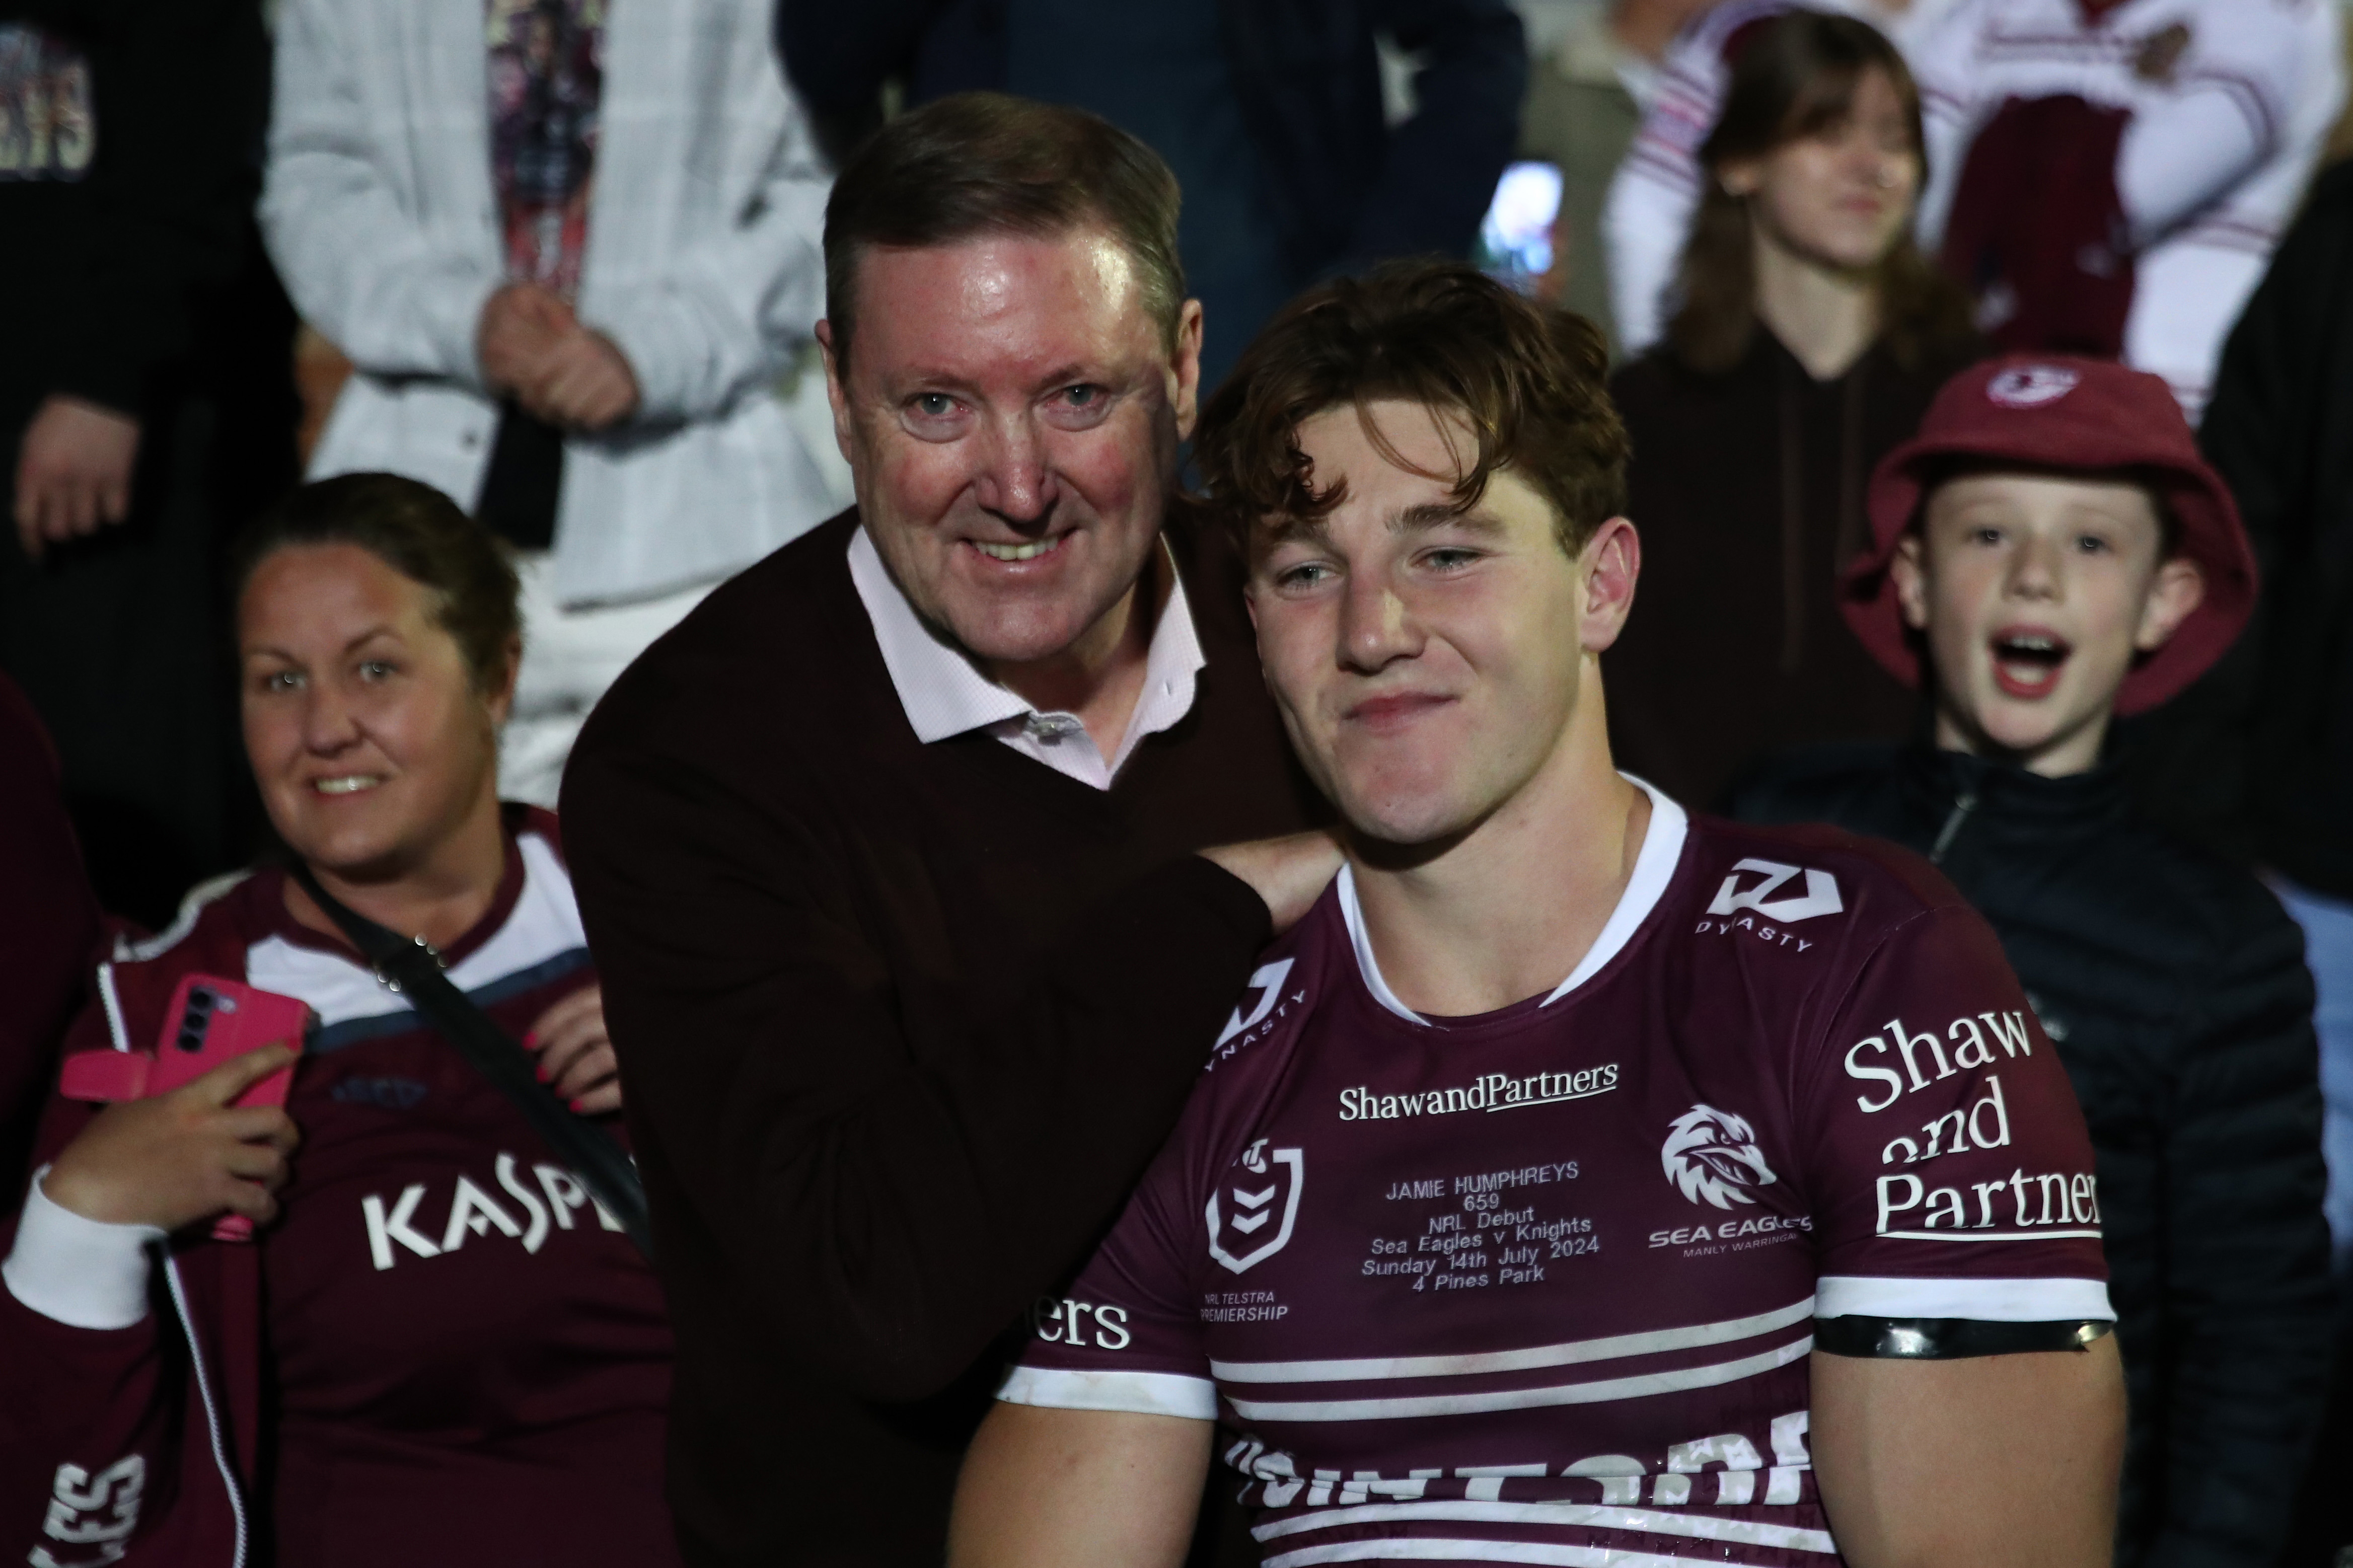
{"left": 775, "top": 0, "right": 1525, "bottom": 292}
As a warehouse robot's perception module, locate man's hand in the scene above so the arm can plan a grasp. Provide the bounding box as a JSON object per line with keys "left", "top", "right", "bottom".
{"left": 1811, "top": 1338, "right": 2125, "bottom": 1567}
{"left": 526, "top": 985, "right": 622, "bottom": 1114}
{"left": 478, "top": 281, "right": 576, "bottom": 395}
{"left": 13, "top": 395, "right": 142, "bottom": 559}
{"left": 526, "top": 328, "right": 639, "bottom": 432}
{"left": 1201, "top": 831, "right": 1345, "bottom": 935}
{"left": 476, "top": 282, "right": 640, "bottom": 432}
{"left": 43, "top": 1045, "right": 302, "bottom": 1232}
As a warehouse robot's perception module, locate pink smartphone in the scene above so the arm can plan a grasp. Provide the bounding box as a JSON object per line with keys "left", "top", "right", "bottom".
{"left": 58, "top": 976, "right": 311, "bottom": 1106}
{"left": 145, "top": 975, "right": 310, "bottom": 1105}
{"left": 53, "top": 976, "right": 308, "bottom": 1243}
{"left": 154, "top": 977, "right": 308, "bottom": 1242}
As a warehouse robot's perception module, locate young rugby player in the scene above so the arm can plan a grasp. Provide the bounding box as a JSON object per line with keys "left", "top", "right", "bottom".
{"left": 947, "top": 264, "right": 2126, "bottom": 1568}
{"left": 1734, "top": 355, "right": 2330, "bottom": 1567}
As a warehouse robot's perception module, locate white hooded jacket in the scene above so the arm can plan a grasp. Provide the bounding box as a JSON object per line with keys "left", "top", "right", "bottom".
{"left": 261, "top": 0, "right": 838, "bottom": 608}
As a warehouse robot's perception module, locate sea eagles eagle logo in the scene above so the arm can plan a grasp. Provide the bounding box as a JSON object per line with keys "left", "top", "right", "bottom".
{"left": 1662, "top": 1105, "right": 1778, "bottom": 1210}
{"left": 1207, "top": 1139, "right": 1304, "bottom": 1274}
{"left": 1986, "top": 364, "right": 2081, "bottom": 409}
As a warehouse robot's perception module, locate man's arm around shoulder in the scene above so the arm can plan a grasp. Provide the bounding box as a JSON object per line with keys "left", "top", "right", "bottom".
{"left": 563, "top": 683, "right": 1336, "bottom": 1402}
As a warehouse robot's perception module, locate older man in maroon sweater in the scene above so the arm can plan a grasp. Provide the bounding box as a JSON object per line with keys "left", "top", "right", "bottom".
{"left": 561, "top": 95, "right": 1333, "bottom": 1566}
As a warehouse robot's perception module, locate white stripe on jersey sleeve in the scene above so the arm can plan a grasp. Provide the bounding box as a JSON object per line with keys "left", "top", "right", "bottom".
{"left": 1264, "top": 1539, "right": 1796, "bottom": 1567}
{"left": 1252, "top": 1501, "right": 1835, "bottom": 1555}
{"left": 994, "top": 1366, "right": 1219, "bottom": 1421}
{"left": 1815, "top": 1275, "right": 2115, "bottom": 1322}
{"left": 1211, "top": 1296, "right": 1812, "bottom": 1384}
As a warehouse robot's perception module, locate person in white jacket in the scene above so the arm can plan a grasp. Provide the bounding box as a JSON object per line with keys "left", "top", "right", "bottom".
{"left": 1907, "top": 0, "right": 2343, "bottom": 420}
{"left": 261, "top": 0, "right": 841, "bottom": 805}
{"left": 1603, "top": 0, "right": 2343, "bottom": 419}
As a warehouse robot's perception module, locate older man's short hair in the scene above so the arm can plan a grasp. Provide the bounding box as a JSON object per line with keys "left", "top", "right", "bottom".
{"left": 823, "top": 93, "right": 1187, "bottom": 370}
{"left": 1193, "top": 261, "right": 1631, "bottom": 561}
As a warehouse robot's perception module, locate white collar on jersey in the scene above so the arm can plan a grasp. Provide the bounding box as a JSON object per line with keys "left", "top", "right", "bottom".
{"left": 1338, "top": 775, "right": 1690, "bottom": 1027}
{"left": 243, "top": 831, "right": 589, "bottom": 1029}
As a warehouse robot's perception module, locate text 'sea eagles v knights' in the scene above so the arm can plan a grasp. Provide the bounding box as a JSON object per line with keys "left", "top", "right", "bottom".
{"left": 1002, "top": 788, "right": 2110, "bottom": 1568}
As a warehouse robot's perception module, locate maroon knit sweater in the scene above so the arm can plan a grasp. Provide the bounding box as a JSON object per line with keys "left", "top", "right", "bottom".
{"left": 561, "top": 508, "right": 1326, "bottom": 1566}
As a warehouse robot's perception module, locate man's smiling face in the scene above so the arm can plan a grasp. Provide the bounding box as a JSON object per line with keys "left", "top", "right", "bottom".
{"left": 1245, "top": 399, "right": 1631, "bottom": 849}
{"left": 823, "top": 228, "right": 1202, "bottom": 669}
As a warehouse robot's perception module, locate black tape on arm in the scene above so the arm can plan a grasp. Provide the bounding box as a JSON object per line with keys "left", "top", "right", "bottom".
{"left": 1814, "top": 1316, "right": 2113, "bottom": 1359}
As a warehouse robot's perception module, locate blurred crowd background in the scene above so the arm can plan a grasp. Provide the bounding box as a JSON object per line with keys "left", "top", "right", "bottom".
{"left": 8, "top": 0, "right": 2353, "bottom": 1558}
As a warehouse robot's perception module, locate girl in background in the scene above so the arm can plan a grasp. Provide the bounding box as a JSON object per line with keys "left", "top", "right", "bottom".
{"left": 1604, "top": 10, "right": 1980, "bottom": 809}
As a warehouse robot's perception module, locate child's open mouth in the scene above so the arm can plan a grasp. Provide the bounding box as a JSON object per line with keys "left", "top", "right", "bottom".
{"left": 1989, "top": 628, "right": 2071, "bottom": 699}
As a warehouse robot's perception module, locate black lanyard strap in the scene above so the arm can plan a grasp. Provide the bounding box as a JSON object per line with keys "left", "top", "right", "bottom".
{"left": 284, "top": 859, "right": 653, "bottom": 1258}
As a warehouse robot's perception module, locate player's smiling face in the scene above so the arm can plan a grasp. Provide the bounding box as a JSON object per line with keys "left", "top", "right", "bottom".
{"left": 1894, "top": 470, "right": 2203, "bottom": 775}
{"left": 1246, "top": 399, "right": 1632, "bottom": 847}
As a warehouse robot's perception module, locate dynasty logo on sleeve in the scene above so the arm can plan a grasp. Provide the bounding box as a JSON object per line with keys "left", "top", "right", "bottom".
{"left": 1706, "top": 860, "right": 1843, "bottom": 923}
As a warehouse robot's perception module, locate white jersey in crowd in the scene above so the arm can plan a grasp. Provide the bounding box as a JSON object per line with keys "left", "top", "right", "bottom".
{"left": 1914, "top": 0, "right": 2342, "bottom": 417}
{"left": 1602, "top": 0, "right": 2343, "bottom": 420}
{"left": 262, "top": 0, "right": 840, "bottom": 610}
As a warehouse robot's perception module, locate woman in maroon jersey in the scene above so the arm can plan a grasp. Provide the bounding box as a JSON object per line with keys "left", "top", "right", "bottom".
{"left": 0, "top": 473, "right": 679, "bottom": 1566}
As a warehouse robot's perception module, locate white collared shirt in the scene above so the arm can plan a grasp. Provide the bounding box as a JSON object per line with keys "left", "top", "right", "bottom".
{"left": 848, "top": 526, "right": 1206, "bottom": 791}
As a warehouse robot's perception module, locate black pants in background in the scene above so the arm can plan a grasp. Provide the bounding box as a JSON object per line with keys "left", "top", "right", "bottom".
{"left": 0, "top": 231, "right": 299, "bottom": 927}
{"left": 0, "top": 388, "right": 240, "bottom": 929}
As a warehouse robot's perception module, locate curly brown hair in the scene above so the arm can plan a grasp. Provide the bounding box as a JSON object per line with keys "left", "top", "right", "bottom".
{"left": 1192, "top": 261, "right": 1630, "bottom": 561}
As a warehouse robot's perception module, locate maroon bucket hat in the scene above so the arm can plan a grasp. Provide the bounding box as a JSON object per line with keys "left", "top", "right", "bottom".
{"left": 1839, "top": 354, "right": 2257, "bottom": 716}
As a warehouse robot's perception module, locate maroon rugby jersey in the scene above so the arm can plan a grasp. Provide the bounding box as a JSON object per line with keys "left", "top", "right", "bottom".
{"left": 0, "top": 809, "right": 676, "bottom": 1568}
{"left": 1003, "top": 787, "right": 2110, "bottom": 1567}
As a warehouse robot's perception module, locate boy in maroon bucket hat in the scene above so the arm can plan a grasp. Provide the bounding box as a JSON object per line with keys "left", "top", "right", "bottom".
{"left": 1736, "top": 353, "right": 2331, "bottom": 1568}
{"left": 1843, "top": 355, "right": 2254, "bottom": 764}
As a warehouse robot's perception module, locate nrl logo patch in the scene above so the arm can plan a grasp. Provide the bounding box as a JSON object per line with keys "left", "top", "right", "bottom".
{"left": 1663, "top": 1105, "right": 1778, "bottom": 1210}
{"left": 1208, "top": 1139, "right": 1304, "bottom": 1274}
